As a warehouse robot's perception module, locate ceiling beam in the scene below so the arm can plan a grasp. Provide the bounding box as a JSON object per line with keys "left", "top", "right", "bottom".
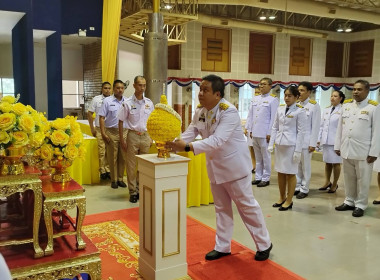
{"left": 197, "top": 0, "right": 380, "bottom": 24}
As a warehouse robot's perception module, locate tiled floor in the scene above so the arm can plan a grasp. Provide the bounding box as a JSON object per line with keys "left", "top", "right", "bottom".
{"left": 83, "top": 159, "right": 380, "bottom": 280}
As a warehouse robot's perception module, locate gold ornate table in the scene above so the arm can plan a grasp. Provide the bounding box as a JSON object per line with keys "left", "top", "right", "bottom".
{"left": 0, "top": 173, "right": 44, "bottom": 258}
{"left": 41, "top": 176, "right": 86, "bottom": 256}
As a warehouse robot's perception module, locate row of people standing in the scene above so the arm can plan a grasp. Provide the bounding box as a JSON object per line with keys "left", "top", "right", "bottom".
{"left": 246, "top": 78, "right": 380, "bottom": 217}
{"left": 87, "top": 77, "right": 154, "bottom": 203}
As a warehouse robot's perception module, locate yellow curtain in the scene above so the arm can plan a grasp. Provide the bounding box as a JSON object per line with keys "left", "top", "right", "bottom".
{"left": 102, "top": 0, "right": 122, "bottom": 83}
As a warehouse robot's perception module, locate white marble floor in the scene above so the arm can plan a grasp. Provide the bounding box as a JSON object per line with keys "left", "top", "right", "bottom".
{"left": 83, "top": 159, "right": 380, "bottom": 280}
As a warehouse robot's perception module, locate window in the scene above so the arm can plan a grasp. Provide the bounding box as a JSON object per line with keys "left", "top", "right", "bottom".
{"left": 62, "top": 80, "right": 84, "bottom": 108}
{"left": 191, "top": 82, "right": 200, "bottom": 118}
{"left": 0, "top": 78, "right": 15, "bottom": 97}
{"left": 238, "top": 84, "right": 254, "bottom": 120}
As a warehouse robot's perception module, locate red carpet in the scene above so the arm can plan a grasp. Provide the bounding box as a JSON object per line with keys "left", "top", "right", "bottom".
{"left": 83, "top": 208, "right": 305, "bottom": 280}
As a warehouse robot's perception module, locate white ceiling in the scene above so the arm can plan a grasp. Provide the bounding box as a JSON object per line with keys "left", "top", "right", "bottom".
{"left": 0, "top": 10, "right": 25, "bottom": 43}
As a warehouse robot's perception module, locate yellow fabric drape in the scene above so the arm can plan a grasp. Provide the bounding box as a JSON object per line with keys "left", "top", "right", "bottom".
{"left": 102, "top": 0, "right": 122, "bottom": 83}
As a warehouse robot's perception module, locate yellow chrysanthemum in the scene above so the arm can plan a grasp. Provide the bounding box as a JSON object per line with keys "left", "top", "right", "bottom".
{"left": 0, "top": 130, "right": 11, "bottom": 144}
{"left": 0, "top": 112, "right": 16, "bottom": 131}
{"left": 50, "top": 130, "right": 70, "bottom": 146}
{"left": 26, "top": 105, "right": 37, "bottom": 113}
{"left": 40, "top": 144, "right": 53, "bottom": 160}
{"left": 1, "top": 96, "right": 16, "bottom": 104}
{"left": 29, "top": 131, "right": 45, "bottom": 147}
{"left": 147, "top": 95, "right": 182, "bottom": 143}
{"left": 68, "top": 129, "right": 83, "bottom": 145}
{"left": 19, "top": 113, "right": 36, "bottom": 133}
{"left": 51, "top": 118, "right": 70, "bottom": 131}
{"left": 0, "top": 102, "right": 12, "bottom": 113}
{"left": 12, "top": 102, "right": 27, "bottom": 115}
{"left": 64, "top": 145, "right": 79, "bottom": 160}
{"left": 12, "top": 131, "right": 29, "bottom": 147}
{"left": 53, "top": 147, "right": 64, "bottom": 156}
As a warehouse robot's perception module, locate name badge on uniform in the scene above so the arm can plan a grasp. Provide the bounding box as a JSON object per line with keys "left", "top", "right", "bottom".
{"left": 145, "top": 104, "right": 150, "bottom": 109}
{"left": 286, "top": 115, "right": 294, "bottom": 118}
{"left": 305, "top": 108, "right": 309, "bottom": 111}
{"left": 361, "top": 111, "right": 369, "bottom": 115}
{"left": 263, "top": 101, "right": 268, "bottom": 103}
{"left": 131, "top": 105, "right": 136, "bottom": 110}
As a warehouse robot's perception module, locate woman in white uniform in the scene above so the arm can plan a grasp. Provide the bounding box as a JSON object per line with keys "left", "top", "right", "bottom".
{"left": 268, "top": 86, "right": 306, "bottom": 211}
{"left": 317, "top": 90, "right": 345, "bottom": 193}
{"left": 372, "top": 159, "right": 380, "bottom": 204}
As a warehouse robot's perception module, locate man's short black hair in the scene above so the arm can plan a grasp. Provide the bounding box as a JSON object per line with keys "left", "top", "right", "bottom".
{"left": 298, "top": 81, "right": 313, "bottom": 92}
{"left": 354, "top": 79, "right": 370, "bottom": 90}
{"left": 102, "top": 81, "right": 111, "bottom": 87}
{"left": 113, "top": 79, "right": 124, "bottom": 87}
{"left": 260, "top": 77, "right": 273, "bottom": 85}
{"left": 202, "top": 74, "right": 225, "bottom": 98}
{"left": 134, "top": 75, "right": 145, "bottom": 83}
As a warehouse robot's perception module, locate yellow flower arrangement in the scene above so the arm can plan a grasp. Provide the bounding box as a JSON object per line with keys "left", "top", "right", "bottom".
{"left": 0, "top": 94, "right": 49, "bottom": 152}
{"left": 34, "top": 115, "right": 85, "bottom": 163}
{"left": 147, "top": 95, "right": 182, "bottom": 144}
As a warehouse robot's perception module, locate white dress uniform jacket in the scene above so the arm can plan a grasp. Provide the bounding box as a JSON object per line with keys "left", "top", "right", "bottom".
{"left": 88, "top": 94, "right": 107, "bottom": 127}
{"left": 182, "top": 99, "right": 251, "bottom": 184}
{"left": 334, "top": 98, "right": 380, "bottom": 160}
{"left": 269, "top": 103, "right": 306, "bottom": 152}
{"left": 298, "top": 98, "right": 321, "bottom": 149}
{"left": 318, "top": 104, "right": 342, "bottom": 146}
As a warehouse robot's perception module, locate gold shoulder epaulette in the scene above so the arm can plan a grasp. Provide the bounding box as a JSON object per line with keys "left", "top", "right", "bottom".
{"left": 309, "top": 99, "right": 317, "bottom": 104}
{"left": 197, "top": 104, "right": 203, "bottom": 108}
{"left": 368, "top": 99, "right": 379, "bottom": 106}
{"left": 219, "top": 103, "right": 229, "bottom": 110}
{"left": 296, "top": 104, "right": 303, "bottom": 108}
{"left": 344, "top": 99, "right": 353, "bottom": 104}
{"left": 280, "top": 104, "right": 286, "bottom": 106}
{"left": 270, "top": 94, "right": 278, "bottom": 98}
{"left": 254, "top": 92, "right": 260, "bottom": 96}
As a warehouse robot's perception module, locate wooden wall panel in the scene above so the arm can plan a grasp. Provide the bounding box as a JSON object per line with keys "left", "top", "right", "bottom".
{"left": 201, "top": 26, "right": 230, "bottom": 72}
{"left": 325, "top": 41, "right": 344, "bottom": 77}
{"left": 289, "top": 37, "right": 311, "bottom": 76}
{"left": 168, "top": 44, "right": 181, "bottom": 70}
{"left": 348, "top": 40, "right": 374, "bottom": 77}
{"left": 248, "top": 32, "right": 273, "bottom": 74}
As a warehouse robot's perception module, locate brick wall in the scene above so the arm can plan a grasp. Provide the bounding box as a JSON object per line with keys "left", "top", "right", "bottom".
{"left": 83, "top": 41, "right": 102, "bottom": 111}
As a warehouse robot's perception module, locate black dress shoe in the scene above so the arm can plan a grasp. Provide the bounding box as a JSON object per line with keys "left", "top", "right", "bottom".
{"left": 111, "top": 182, "right": 118, "bottom": 189}
{"left": 373, "top": 200, "right": 380, "bottom": 205}
{"left": 205, "top": 250, "right": 231, "bottom": 261}
{"left": 117, "top": 181, "right": 127, "bottom": 188}
{"left": 296, "top": 192, "right": 308, "bottom": 199}
{"left": 254, "top": 243, "right": 272, "bottom": 261}
{"left": 137, "top": 193, "right": 139, "bottom": 200}
{"left": 335, "top": 203, "right": 355, "bottom": 211}
{"left": 272, "top": 200, "right": 286, "bottom": 208}
{"left": 252, "top": 180, "right": 261, "bottom": 185}
{"left": 129, "top": 194, "right": 138, "bottom": 203}
{"left": 100, "top": 173, "right": 108, "bottom": 180}
{"left": 319, "top": 182, "right": 332, "bottom": 191}
{"left": 294, "top": 190, "right": 300, "bottom": 196}
{"left": 352, "top": 207, "right": 364, "bottom": 217}
{"left": 328, "top": 185, "right": 338, "bottom": 193}
{"left": 257, "top": 181, "right": 270, "bottom": 187}
{"left": 279, "top": 202, "right": 293, "bottom": 211}
{"left": 106, "top": 172, "right": 111, "bottom": 179}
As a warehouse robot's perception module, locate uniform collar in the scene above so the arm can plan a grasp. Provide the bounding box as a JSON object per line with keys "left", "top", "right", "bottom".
{"left": 299, "top": 97, "right": 310, "bottom": 105}
{"left": 132, "top": 94, "right": 145, "bottom": 103}
{"left": 260, "top": 92, "right": 270, "bottom": 98}
{"left": 112, "top": 95, "right": 124, "bottom": 103}
{"left": 355, "top": 98, "right": 368, "bottom": 106}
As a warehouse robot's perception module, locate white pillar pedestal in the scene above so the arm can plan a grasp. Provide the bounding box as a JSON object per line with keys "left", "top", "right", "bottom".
{"left": 136, "top": 154, "right": 191, "bottom": 280}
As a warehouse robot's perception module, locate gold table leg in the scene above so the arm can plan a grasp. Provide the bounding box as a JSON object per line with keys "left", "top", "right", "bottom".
{"left": 75, "top": 197, "right": 86, "bottom": 250}
{"left": 31, "top": 183, "right": 44, "bottom": 258}
{"left": 43, "top": 200, "right": 55, "bottom": 256}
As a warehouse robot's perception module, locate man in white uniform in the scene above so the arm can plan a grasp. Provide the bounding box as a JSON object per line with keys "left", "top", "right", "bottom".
{"left": 295, "top": 81, "right": 321, "bottom": 199}
{"left": 246, "top": 78, "right": 279, "bottom": 187}
{"left": 334, "top": 80, "right": 380, "bottom": 217}
{"left": 118, "top": 76, "right": 154, "bottom": 203}
{"left": 87, "top": 82, "right": 111, "bottom": 180}
{"left": 166, "top": 74, "right": 272, "bottom": 262}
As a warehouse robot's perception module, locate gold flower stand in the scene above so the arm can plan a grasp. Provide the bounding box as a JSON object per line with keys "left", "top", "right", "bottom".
{"left": 0, "top": 170, "right": 44, "bottom": 258}
{"left": 40, "top": 176, "right": 86, "bottom": 256}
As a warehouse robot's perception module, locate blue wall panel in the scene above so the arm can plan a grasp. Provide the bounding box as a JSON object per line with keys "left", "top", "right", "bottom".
{"left": 33, "top": 0, "right": 61, "bottom": 32}
{"left": 12, "top": 14, "right": 35, "bottom": 107}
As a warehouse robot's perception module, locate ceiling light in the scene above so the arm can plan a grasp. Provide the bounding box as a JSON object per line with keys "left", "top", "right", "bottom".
{"left": 336, "top": 23, "right": 352, "bottom": 32}
{"left": 268, "top": 14, "right": 276, "bottom": 20}
{"left": 344, "top": 25, "right": 352, "bottom": 32}
{"left": 259, "top": 12, "right": 266, "bottom": 20}
{"left": 164, "top": 4, "right": 172, "bottom": 9}
{"left": 336, "top": 24, "right": 343, "bottom": 32}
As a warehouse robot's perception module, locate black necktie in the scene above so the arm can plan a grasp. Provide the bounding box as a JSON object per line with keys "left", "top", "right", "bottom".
{"left": 330, "top": 107, "right": 335, "bottom": 114}
{"left": 285, "top": 107, "right": 289, "bottom": 114}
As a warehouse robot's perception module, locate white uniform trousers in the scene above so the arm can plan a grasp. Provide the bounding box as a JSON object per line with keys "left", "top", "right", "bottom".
{"left": 252, "top": 137, "right": 271, "bottom": 182}
{"left": 210, "top": 175, "right": 271, "bottom": 253}
{"left": 296, "top": 149, "right": 312, "bottom": 194}
{"left": 342, "top": 158, "right": 373, "bottom": 210}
